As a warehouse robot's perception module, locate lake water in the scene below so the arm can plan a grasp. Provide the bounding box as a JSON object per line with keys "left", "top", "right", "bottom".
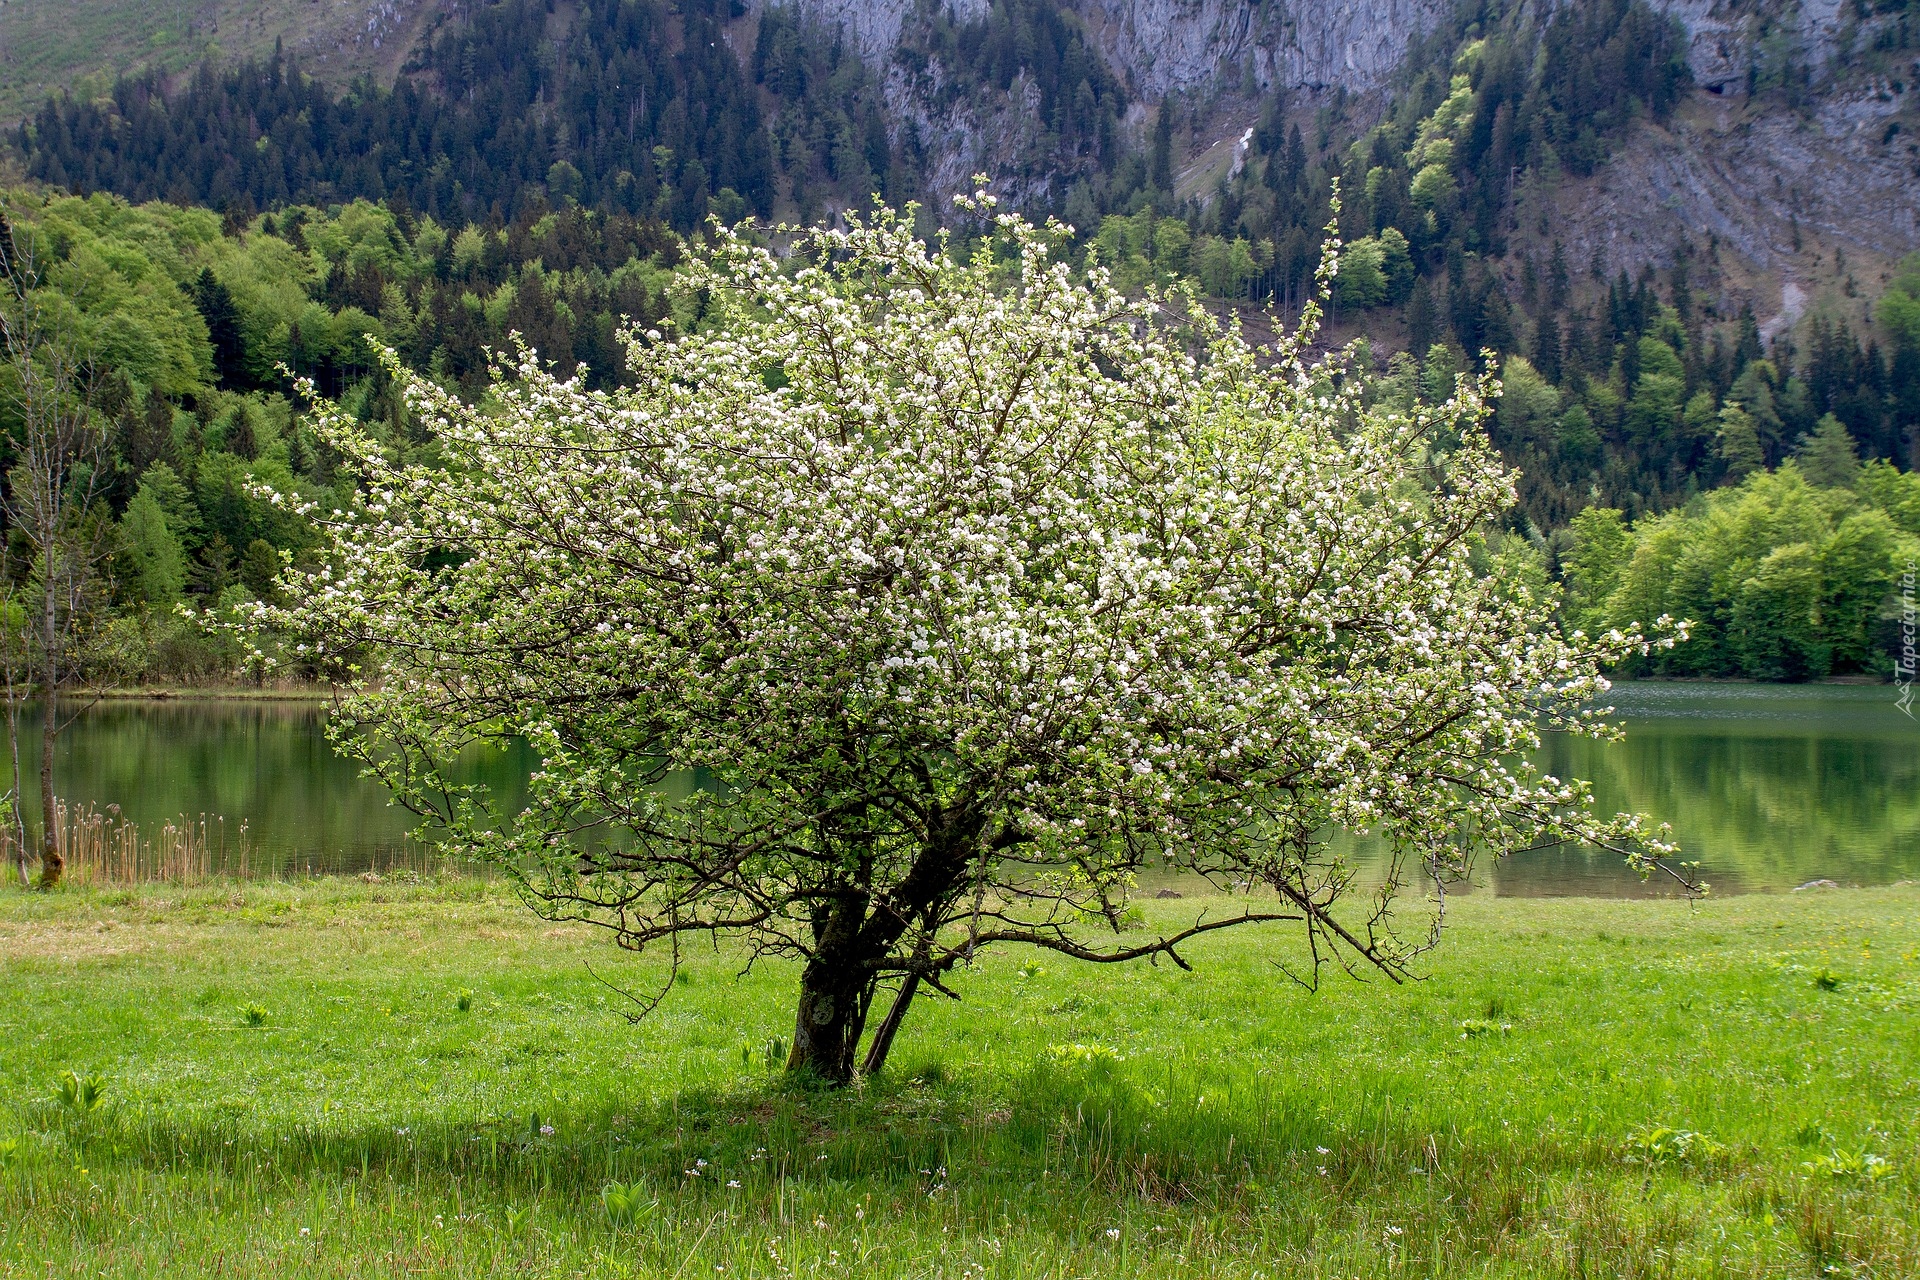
{"left": 1508, "top": 682, "right": 1917, "bottom": 896}
{"left": 4, "top": 682, "right": 1912, "bottom": 894}
{"left": 4, "top": 699, "right": 535, "bottom": 878}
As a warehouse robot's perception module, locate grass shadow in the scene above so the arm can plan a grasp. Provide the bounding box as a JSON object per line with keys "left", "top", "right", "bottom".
{"left": 15, "top": 1052, "right": 1603, "bottom": 1205}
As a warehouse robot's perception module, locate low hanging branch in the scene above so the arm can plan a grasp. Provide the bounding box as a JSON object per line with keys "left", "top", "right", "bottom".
{"left": 925, "top": 909, "right": 1308, "bottom": 975}
{"left": 253, "top": 192, "right": 1691, "bottom": 1084}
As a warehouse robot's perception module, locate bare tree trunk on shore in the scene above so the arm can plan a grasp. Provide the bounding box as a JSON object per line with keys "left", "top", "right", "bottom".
{"left": 0, "top": 202, "right": 111, "bottom": 889}
{"left": 3, "top": 574, "right": 29, "bottom": 888}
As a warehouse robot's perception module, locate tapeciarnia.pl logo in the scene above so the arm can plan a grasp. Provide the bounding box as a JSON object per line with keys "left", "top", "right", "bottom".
{"left": 1898, "top": 562, "right": 1916, "bottom": 719}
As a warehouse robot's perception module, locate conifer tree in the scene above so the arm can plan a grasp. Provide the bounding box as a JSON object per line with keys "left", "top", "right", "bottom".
{"left": 1797, "top": 414, "right": 1861, "bottom": 489}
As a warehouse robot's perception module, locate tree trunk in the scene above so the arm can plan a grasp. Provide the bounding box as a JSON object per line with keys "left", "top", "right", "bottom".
{"left": 785, "top": 956, "right": 873, "bottom": 1085}
{"left": 787, "top": 832, "right": 978, "bottom": 1083}
{"left": 859, "top": 972, "right": 920, "bottom": 1078}
{"left": 36, "top": 604, "right": 61, "bottom": 888}
{"left": 6, "top": 693, "right": 28, "bottom": 887}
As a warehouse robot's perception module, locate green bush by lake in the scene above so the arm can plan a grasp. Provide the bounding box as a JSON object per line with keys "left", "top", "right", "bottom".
{"left": 0, "top": 880, "right": 1914, "bottom": 1277}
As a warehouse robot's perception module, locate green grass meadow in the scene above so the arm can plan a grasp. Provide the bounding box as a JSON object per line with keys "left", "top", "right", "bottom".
{"left": 0, "top": 880, "right": 1915, "bottom": 1277}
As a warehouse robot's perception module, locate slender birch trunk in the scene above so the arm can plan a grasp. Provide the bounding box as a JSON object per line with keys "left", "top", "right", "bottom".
{"left": 0, "top": 201, "right": 106, "bottom": 890}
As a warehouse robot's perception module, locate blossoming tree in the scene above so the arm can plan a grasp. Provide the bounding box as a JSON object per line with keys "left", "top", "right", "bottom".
{"left": 262, "top": 197, "right": 1686, "bottom": 1083}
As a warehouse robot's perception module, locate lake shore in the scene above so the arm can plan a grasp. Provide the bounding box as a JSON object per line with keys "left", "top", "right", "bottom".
{"left": 1, "top": 880, "right": 1914, "bottom": 1277}
{"left": 66, "top": 672, "right": 1901, "bottom": 703}
{"left": 84, "top": 683, "right": 337, "bottom": 702}
{"left": 0, "top": 682, "right": 1911, "bottom": 890}
{"left": 1608, "top": 673, "right": 1896, "bottom": 685}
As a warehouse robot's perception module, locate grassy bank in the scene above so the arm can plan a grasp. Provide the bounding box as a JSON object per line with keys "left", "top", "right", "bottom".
{"left": 0, "top": 881, "right": 1914, "bottom": 1277}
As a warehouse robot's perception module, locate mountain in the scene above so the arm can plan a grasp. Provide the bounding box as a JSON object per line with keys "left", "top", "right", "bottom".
{"left": 1, "top": 0, "right": 1916, "bottom": 686}
{"left": 6, "top": 0, "right": 1920, "bottom": 526}
{"left": 13, "top": 1, "right": 1913, "bottom": 284}
{"left": 819, "top": 0, "right": 1918, "bottom": 336}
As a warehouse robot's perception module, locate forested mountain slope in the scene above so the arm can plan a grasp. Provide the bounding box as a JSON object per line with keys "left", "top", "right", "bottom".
{"left": 0, "top": 0, "right": 443, "bottom": 123}
{"left": 1, "top": 0, "right": 1918, "bottom": 684}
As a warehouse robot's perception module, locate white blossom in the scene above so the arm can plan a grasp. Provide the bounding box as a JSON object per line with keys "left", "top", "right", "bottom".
{"left": 255, "top": 198, "right": 1689, "bottom": 1077}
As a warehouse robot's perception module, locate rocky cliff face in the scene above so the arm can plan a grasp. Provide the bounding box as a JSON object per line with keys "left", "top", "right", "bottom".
{"left": 789, "top": 0, "right": 988, "bottom": 62}
{"left": 1541, "top": 76, "right": 1917, "bottom": 343}
{"left": 1657, "top": 0, "right": 1855, "bottom": 93}
{"left": 778, "top": 0, "right": 1870, "bottom": 102}
{"left": 767, "top": 0, "right": 1461, "bottom": 210}
{"left": 773, "top": 0, "right": 1458, "bottom": 100}
{"left": 1073, "top": 0, "right": 1450, "bottom": 100}
{"left": 773, "top": 0, "right": 1918, "bottom": 337}
{"left": 881, "top": 59, "right": 1064, "bottom": 201}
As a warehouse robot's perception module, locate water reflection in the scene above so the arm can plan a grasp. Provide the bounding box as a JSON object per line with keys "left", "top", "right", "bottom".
{"left": 4, "top": 699, "right": 534, "bottom": 876}
{"left": 1512, "top": 682, "right": 1919, "bottom": 895}
{"left": 3, "top": 682, "right": 1912, "bottom": 892}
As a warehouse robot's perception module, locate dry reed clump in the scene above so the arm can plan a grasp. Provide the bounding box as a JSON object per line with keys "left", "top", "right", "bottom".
{"left": 0, "top": 801, "right": 249, "bottom": 885}
{"left": 2, "top": 803, "right": 475, "bottom": 884}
